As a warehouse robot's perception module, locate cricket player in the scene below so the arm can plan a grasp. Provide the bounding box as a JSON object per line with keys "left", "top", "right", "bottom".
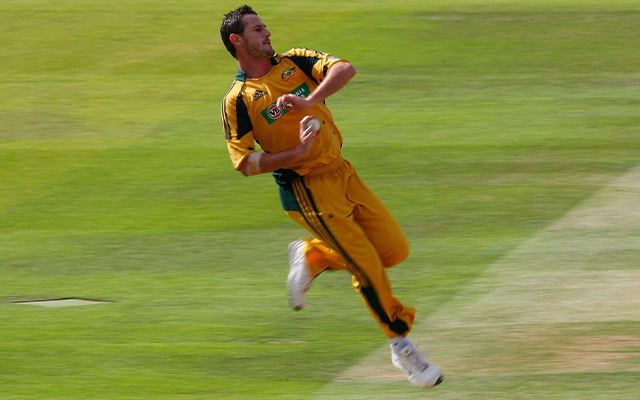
{"left": 220, "top": 5, "right": 443, "bottom": 388}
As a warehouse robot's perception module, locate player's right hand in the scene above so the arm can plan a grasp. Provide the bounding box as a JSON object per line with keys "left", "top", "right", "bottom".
{"left": 298, "top": 115, "right": 318, "bottom": 155}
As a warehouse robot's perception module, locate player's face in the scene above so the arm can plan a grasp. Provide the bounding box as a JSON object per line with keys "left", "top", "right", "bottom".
{"left": 240, "top": 15, "right": 274, "bottom": 60}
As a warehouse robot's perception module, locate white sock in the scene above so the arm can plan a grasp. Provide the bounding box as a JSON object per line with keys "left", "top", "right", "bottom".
{"left": 389, "top": 336, "right": 411, "bottom": 351}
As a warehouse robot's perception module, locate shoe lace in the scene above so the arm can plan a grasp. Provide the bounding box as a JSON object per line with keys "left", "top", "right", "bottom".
{"left": 400, "top": 346, "right": 430, "bottom": 374}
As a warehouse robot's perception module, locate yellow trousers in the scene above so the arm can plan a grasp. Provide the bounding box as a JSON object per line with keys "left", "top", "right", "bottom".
{"left": 281, "top": 157, "right": 415, "bottom": 338}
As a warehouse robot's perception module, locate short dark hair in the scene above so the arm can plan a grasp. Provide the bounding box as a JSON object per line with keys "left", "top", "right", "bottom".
{"left": 220, "top": 5, "right": 257, "bottom": 58}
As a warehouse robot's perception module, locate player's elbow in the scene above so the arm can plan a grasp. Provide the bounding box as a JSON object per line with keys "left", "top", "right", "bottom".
{"left": 237, "top": 160, "right": 251, "bottom": 177}
{"left": 333, "top": 61, "right": 356, "bottom": 80}
{"left": 238, "top": 152, "right": 263, "bottom": 177}
{"left": 238, "top": 162, "right": 254, "bottom": 177}
{"left": 343, "top": 62, "right": 356, "bottom": 79}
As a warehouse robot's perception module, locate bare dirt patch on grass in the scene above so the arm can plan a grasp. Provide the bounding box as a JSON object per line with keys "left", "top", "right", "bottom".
{"left": 423, "top": 325, "right": 640, "bottom": 377}
{"left": 546, "top": 335, "right": 640, "bottom": 373}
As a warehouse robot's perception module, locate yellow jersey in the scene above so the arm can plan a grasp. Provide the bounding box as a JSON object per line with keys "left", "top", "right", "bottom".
{"left": 222, "top": 48, "right": 346, "bottom": 185}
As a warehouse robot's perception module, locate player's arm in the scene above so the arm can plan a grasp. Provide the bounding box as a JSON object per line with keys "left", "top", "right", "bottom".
{"left": 276, "top": 61, "right": 356, "bottom": 113}
{"left": 239, "top": 115, "right": 317, "bottom": 177}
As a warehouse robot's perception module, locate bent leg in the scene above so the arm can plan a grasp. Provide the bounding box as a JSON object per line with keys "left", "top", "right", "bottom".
{"left": 288, "top": 163, "right": 415, "bottom": 338}
{"left": 285, "top": 211, "right": 348, "bottom": 277}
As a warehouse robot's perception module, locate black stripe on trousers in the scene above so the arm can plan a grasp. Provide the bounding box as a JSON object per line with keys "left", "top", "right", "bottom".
{"left": 292, "top": 177, "right": 409, "bottom": 336}
{"left": 360, "top": 285, "right": 409, "bottom": 336}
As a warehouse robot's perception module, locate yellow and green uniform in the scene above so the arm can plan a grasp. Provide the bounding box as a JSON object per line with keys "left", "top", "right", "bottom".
{"left": 222, "top": 48, "right": 415, "bottom": 338}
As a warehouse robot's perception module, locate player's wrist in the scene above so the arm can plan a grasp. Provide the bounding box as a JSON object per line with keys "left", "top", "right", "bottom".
{"left": 304, "top": 94, "right": 321, "bottom": 109}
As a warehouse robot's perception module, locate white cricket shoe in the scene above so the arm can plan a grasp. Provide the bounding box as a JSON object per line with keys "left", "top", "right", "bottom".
{"left": 287, "top": 240, "right": 313, "bottom": 311}
{"left": 391, "top": 341, "right": 444, "bottom": 388}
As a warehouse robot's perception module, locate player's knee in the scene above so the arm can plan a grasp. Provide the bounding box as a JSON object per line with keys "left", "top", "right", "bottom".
{"left": 382, "top": 237, "right": 409, "bottom": 268}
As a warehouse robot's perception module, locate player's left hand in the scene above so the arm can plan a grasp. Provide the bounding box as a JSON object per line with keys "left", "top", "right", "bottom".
{"left": 276, "top": 93, "right": 313, "bottom": 112}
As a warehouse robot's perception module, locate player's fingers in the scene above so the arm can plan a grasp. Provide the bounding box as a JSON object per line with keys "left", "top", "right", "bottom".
{"left": 277, "top": 94, "right": 293, "bottom": 111}
{"left": 300, "top": 126, "right": 317, "bottom": 143}
{"left": 299, "top": 116, "right": 315, "bottom": 140}
{"left": 299, "top": 115, "right": 314, "bottom": 127}
{"left": 301, "top": 126, "right": 312, "bottom": 139}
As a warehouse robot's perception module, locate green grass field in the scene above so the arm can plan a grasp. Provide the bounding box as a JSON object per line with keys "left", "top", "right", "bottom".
{"left": 2, "top": 0, "right": 639, "bottom": 398}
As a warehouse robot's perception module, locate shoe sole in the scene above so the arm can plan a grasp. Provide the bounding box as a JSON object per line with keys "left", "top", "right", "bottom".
{"left": 287, "top": 240, "right": 306, "bottom": 311}
{"left": 287, "top": 271, "right": 304, "bottom": 311}
{"left": 392, "top": 351, "right": 444, "bottom": 388}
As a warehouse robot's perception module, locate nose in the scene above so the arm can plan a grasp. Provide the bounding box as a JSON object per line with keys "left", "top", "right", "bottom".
{"left": 265, "top": 28, "right": 271, "bottom": 38}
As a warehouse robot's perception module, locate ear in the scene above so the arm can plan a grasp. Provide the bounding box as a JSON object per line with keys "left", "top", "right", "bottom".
{"left": 230, "top": 33, "right": 243, "bottom": 47}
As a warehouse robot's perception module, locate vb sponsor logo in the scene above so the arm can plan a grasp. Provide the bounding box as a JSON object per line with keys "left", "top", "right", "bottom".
{"left": 261, "top": 82, "right": 311, "bottom": 125}
{"left": 267, "top": 104, "right": 282, "bottom": 119}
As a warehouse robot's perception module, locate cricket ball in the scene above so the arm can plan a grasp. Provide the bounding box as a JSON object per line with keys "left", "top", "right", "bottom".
{"left": 306, "top": 118, "right": 321, "bottom": 133}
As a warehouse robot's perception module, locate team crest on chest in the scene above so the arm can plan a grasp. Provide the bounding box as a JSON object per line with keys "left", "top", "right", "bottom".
{"left": 281, "top": 67, "right": 298, "bottom": 81}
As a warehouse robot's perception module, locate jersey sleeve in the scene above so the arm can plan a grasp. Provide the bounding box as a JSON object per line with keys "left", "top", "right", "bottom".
{"left": 222, "top": 82, "right": 255, "bottom": 171}
{"left": 283, "top": 48, "right": 348, "bottom": 84}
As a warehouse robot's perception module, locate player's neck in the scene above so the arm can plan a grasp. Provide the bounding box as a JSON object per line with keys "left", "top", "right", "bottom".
{"left": 237, "top": 55, "right": 273, "bottom": 79}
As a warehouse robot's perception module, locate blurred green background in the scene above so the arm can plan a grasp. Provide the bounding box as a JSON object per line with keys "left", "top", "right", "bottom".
{"left": 1, "top": 0, "right": 639, "bottom": 399}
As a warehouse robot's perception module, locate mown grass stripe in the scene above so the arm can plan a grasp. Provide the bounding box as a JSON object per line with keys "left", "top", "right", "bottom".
{"left": 313, "top": 164, "right": 640, "bottom": 399}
